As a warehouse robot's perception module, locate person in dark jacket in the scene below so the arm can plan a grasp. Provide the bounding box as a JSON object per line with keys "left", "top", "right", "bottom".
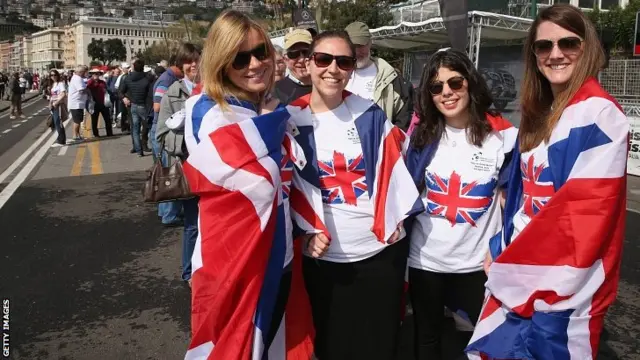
{"left": 119, "top": 59, "right": 154, "bottom": 156}
{"left": 0, "top": 72, "right": 7, "bottom": 101}
{"left": 8, "top": 72, "right": 23, "bottom": 119}
{"left": 273, "top": 29, "right": 313, "bottom": 105}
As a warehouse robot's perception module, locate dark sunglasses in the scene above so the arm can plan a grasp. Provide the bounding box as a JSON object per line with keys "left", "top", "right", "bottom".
{"left": 428, "top": 76, "right": 465, "bottom": 95}
{"left": 232, "top": 43, "right": 269, "bottom": 70}
{"left": 532, "top": 36, "right": 582, "bottom": 58}
{"left": 286, "top": 49, "right": 310, "bottom": 60}
{"left": 311, "top": 52, "right": 356, "bottom": 71}
{"left": 50, "top": 74, "right": 58, "bottom": 77}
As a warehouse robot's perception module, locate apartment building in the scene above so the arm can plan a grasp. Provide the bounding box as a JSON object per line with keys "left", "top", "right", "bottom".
{"left": 21, "top": 36, "right": 32, "bottom": 70}
{"left": 30, "top": 28, "right": 65, "bottom": 74}
{"left": 9, "top": 38, "right": 20, "bottom": 72}
{"left": 32, "top": 18, "right": 54, "bottom": 29}
{"left": 68, "top": 16, "right": 179, "bottom": 66}
{"left": 63, "top": 25, "right": 76, "bottom": 69}
{"left": 0, "top": 41, "right": 10, "bottom": 73}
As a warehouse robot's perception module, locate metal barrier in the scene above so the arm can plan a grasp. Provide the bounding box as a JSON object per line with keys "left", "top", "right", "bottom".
{"left": 600, "top": 59, "right": 640, "bottom": 101}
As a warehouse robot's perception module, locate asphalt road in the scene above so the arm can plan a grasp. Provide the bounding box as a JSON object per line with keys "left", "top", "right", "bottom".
{"left": 0, "top": 97, "right": 49, "bottom": 157}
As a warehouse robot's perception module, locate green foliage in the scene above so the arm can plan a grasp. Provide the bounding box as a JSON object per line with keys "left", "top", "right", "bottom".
{"left": 137, "top": 43, "right": 178, "bottom": 65}
{"left": 588, "top": 0, "right": 640, "bottom": 55}
{"left": 87, "top": 39, "right": 127, "bottom": 65}
{"left": 319, "top": 0, "right": 394, "bottom": 31}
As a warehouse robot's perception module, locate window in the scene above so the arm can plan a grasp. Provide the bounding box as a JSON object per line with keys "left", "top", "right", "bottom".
{"left": 578, "top": 0, "right": 596, "bottom": 7}
{"left": 138, "top": 40, "right": 142, "bottom": 45}
{"left": 554, "top": 0, "right": 570, "bottom": 3}
{"left": 91, "top": 27, "right": 95, "bottom": 34}
{"left": 600, "top": 0, "right": 619, "bottom": 9}
{"left": 130, "top": 39, "right": 134, "bottom": 44}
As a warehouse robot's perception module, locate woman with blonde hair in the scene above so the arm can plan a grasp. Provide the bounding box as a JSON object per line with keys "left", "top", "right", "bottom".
{"left": 467, "top": 4, "right": 628, "bottom": 359}
{"left": 182, "top": 10, "right": 317, "bottom": 360}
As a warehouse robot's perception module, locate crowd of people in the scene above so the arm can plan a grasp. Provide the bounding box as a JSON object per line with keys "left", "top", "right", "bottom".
{"left": 6, "top": 2, "right": 627, "bottom": 359}
{"left": 0, "top": 70, "right": 41, "bottom": 119}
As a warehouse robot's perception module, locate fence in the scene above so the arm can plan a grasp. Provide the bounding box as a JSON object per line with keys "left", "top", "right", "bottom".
{"left": 600, "top": 59, "right": 640, "bottom": 102}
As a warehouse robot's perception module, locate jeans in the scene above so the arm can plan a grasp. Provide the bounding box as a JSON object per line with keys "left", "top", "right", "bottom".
{"left": 130, "top": 104, "right": 147, "bottom": 153}
{"left": 150, "top": 121, "right": 162, "bottom": 162}
{"left": 182, "top": 197, "right": 199, "bottom": 281}
{"left": 51, "top": 108, "right": 66, "bottom": 145}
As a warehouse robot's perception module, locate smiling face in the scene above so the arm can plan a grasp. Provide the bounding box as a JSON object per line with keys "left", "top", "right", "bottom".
{"left": 226, "top": 27, "right": 273, "bottom": 95}
{"left": 285, "top": 42, "right": 310, "bottom": 82}
{"left": 275, "top": 52, "right": 286, "bottom": 81}
{"left": 307, "top": 37, "right": 354, "bottom": 100}
{"left": 431, "top": 66, "right": 470, "bottom": 125}
{"left": 534, "top": 21, "right": 583, "bottom": 95}
{"left": 183, "top": 56, "right": 200, "bottom": 81}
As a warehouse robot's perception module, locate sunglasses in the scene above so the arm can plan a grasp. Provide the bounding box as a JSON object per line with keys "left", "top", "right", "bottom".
{"left": 50, "top": 74, "right": 58, "bottom": 77}
{"left": 286, "top": 49, "right": 310, "bottom": 60}
{"left": 428, "top": 76, "right": 465, "bottom": 95}
{"left": 232, "top": 43, "right": 269, "bottom": 70}
{"left": 310, "top": 52, "right": 357, "bottom": 71}
{"left": 532, "top": 36, "right": 582, "bottom": 58}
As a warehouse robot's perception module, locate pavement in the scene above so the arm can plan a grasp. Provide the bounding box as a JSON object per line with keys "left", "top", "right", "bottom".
{"left": 0, "top": 101, "right": 638, "bottom": 359}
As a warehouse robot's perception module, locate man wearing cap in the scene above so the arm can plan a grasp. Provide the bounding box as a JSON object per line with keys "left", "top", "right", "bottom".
{"left": 274, "top": 29, "right": 313, "bottom": 105}
{"left": 345, "top": 21, "right": 413, "bottom": 131}
{"left": 87, "top": 69, "right": 113, "bottom": 137}
{"left": 115, "top": 63, "right": 130, "bottom": 132}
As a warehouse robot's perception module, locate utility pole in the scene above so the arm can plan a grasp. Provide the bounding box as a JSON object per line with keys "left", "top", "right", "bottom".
{"left": 531, "top": 0, "right": 537, "bottom": 18}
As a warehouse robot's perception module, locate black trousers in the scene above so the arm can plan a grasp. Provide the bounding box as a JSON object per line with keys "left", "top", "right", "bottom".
{"left": 408, "top": 268, "right": 487, "bottom": 360}
{"left": 265, "top": 269, "right": 292, "bottom": 350}
{"left": 303, "top": 240, "right": 409, "bottom": 360}
{"left": 90, "top": 103, "right": 113, "bottom": 137}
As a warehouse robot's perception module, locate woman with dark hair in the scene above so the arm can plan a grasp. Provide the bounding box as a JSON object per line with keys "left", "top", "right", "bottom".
{"left": 49, "top": 69, "right": 67, "bottom": 146}
{"left": 406, "top": 48, "right": 517, "bottom": 360}
{"left": 466, "top": 4, "right": 628, "bottom": 359}
{"left": 287, "top": 30, "right": 419, "bottom": 360}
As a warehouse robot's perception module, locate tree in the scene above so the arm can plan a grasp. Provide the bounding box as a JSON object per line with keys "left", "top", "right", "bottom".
{"left": 87, "top": 39, "right": 106, "bottom": 63}
{"left": 587, "top": 0, "right": 640, "bottom": 56}
{"left": 104, "top": 39, "right": 127, "bottom": 65}
{"left": 320, "top": 0, "right": 394, "bottom": 31}
{"left": 137, "top": 43, "right": 180, "bottom": 65}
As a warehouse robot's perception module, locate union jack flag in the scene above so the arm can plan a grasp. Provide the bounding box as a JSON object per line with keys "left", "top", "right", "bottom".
{"left": 425, "top": 171, "right": 496, "bottom": 227}
{"left": 318, "top": 152, "right": 367, "bottom": 206}
{"left": 467, "top": 78, "right": 628, "bottom": 360}
{"left": 520, "top": 155, "right": 555, "bottom": 217}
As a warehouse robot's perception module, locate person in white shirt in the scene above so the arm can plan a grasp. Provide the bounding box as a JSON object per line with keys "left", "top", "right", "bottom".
{"left": 48, "top": 70, "right": 67, "bottom": 147}
{"left": 295, "top": 30, "right": 411, "bottom": 360}
{"left": 406, "top": 49, "right": 516, "bottom": 360}
{"left": 67, "top": 65, "right": 89, "bottom": 141}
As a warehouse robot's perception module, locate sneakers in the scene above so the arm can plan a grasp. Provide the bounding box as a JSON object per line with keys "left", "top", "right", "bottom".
{"left": 51, "top": 142, "right": 65, "bottom": 148}
{"left": 9, "top": 116, "right": 16, "bottom": 119}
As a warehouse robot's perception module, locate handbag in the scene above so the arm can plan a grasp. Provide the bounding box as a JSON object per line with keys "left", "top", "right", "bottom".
{"left": 142, "top": 154, "right": 194, "bottom": 203}
{"left": 45, "top": 113, "right": 53, "bottom": 129}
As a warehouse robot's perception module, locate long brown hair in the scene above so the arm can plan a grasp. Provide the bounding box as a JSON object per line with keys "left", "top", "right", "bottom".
{"left": 199, "top": 10, "right": 275, "bottom": 111}
{"left": 520, "top": 4, "right": 604, "bottom": 152}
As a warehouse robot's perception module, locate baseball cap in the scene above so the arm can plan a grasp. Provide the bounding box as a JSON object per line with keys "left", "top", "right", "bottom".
{"left": 345, "top": 21, "right": 371, "bottom": 46}
{"left": 284, "top": 29, "right": 312, "bottom": 50}
{"left": 121, "top": 62, "right": 130, "bottom": 69}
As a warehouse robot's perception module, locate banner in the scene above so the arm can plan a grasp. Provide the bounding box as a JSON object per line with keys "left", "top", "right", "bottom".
{"left": 628, "top": 116, "right": 640, "bottom": 176}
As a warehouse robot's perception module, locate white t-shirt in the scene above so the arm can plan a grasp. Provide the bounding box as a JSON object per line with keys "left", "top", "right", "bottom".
{"left": 346, "top": 62, "right": 377, "bottom": 101}
{"left": 510, "top": 142, "right": 555, "bottom": 243}
{"left": 67, "top": 74, "right": 87, "bottom": 110}
{"left": 409, "top": 126, "right": 507, "bottom": 273}
{"left": 308, "top": 102, "right": 385, "bottom": 262}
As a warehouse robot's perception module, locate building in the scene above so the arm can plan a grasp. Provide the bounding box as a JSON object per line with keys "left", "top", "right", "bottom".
{"left": 9, "top": 38, "right": 20, "bottom": 72}
{"left": 21, "top": 36, "right": 32, "bottom": 70}
{"left": 231, "top": 1, "right": 254, "bottom": 14}
{"left": 68, "top": 16, "right": 179, "bottom": 67}
{"left": 0, "top": 40, "right": 11, "bottom": 73}
{"left": 540, "top": 0, "right": 630, "bottom": 10}
{"left": 32, "top": 18, "right": 54, "bottom": 29}
{"left": 196, "top": 0, "right": 226, "bottom": 9}
{"left": 30, "top": 28, "right": 65, "bottom": 74}
{"left": 63, "top": 25, "right": 76, "bottom": 69}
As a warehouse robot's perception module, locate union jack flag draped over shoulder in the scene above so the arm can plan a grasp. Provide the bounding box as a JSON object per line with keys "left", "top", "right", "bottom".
{"left": 466, "top": 78, "right": 628, "bottom": 359}
{"left": 181, "top": 93, "right": 318, "bottom": 360}
{"left": 286, "top": 92, "right": 422, "bottom": 243}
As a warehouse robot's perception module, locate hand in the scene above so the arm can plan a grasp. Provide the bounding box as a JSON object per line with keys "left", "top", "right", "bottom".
{"left": 306, "top": 233, "right": 330, "bottom": 258}
{"left": 483, "top": 251, "right": 493, "bottom": 275}
{"left": 260, "top": 96, "right": 279, "bottom": 115}
{"left": 387, "top": 221, "right": 404, "bottom": 244}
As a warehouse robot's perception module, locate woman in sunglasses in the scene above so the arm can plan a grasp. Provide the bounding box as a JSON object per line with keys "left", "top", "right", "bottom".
{"left": 182, "top": 10, "right": 312, "bottom": 359}
{"left": 406, "top": 48, "right": 516, "bottom": 360}
{"left": 467, "top": 4, "right": 628, "bottom": 359}
{"left": 49, "top": 70, "right": 67, "bottom": 147}
{"left": 287, "top": 30, "right": 419, "bottom": 360}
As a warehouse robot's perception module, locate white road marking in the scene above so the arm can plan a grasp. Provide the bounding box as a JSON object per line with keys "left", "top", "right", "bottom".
{"left": 57, "top": 144, "right": 69, "bottom": 156}
{"left": 21, "top": 120, "right": 27, "bottom": 123}
{"left": 0, "top": 119, "right": 71, "bottom": 210}
{"left": 0, "top": 97, "right": 44, "bottom": 119}
{"left": 12, "top": 124, "right": 20, "bottom": 128}
{"left": 2, "top": 129, "right": 10, "bottom": 134}
{"left": 627, "top": 207, "right": 640, "bottom": 215}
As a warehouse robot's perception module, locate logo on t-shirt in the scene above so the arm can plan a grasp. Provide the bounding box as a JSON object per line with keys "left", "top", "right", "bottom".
{"left": 470, "top": 151, "right": 495, "bottom": 173}
{"left": 425, "top": 170, "right": 496, "bottom": 226}
{"left": 346, "top": 127, "right": 360, "bottom": 144}
{"left": 318, "top": 151, "right": 367, "bottom": 206}
{"left": 520, "top": 155, "right": 555, "bottom": 217}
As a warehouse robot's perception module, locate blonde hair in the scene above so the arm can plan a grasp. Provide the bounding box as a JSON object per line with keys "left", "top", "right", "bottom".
{"left": 519, "top": 4, "right": 605, "bottom": 152}
{"left": 200, "top": 10, "right": 276, "bottom": 111}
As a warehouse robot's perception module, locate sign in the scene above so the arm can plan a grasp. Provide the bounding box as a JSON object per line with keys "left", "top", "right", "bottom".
{"left": 628, "top": 116, "right": 640, "bottom": 176}
{"left": 635, "top": 12, "right": 640, "bottom": 56}
{"left": 292, "top": 8, "right": 317, "bottom": 34}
